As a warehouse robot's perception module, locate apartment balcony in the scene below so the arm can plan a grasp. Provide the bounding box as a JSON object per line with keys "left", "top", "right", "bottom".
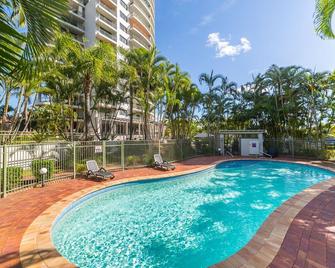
{"left": 69, "top": 9, "right": 85, "bottom": 22}
{"left": 96, "top": 14, "right": 117, "bottom": 33}
{"left": 130, "top": 12, "right": 154, "bottom": 39}
{"left": 130, "top": 0, "right": 154, "bottom": 29}
{"left": 73, "top": 35, "right": 85, "bottom": 46}
{"left": 71, "top": 0, "right": 86, "bottom": 7}
{"left": 101, "top": 0, "right": 117, "bottom": 7}
{"left": 130, "top": 0, "right": 154, "bottom": 18}
{"left": 96, "top": 0, "right": 117, "bottom": 21}
{"left": 139, "top": 0, "right": 153, "bottom": 14}
{"left": 59, "top": 18, "right": 85, "bottom": 35}
{"left": 130, "top": 26, "right": 152, "bottom": 47}
{"left": 96, "top": 27, "right": 117, "bottom": 45}
{"left": 129, "top": 38, "right": 145, "bottom": 49}
{"left": 130, "top": 33, "right": 151, "bottom": 49}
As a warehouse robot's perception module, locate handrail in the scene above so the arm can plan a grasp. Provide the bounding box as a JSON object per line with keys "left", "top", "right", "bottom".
{"left": 261, "top": 151, "right": 272, "bottom": 158}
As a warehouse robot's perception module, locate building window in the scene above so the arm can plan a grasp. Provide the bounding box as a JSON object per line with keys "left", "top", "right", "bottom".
{"left": 120, "top": 35, "right": 128, "bottom": 45}
{"left": 120, "top": 0, "right": 128, "bottom": 10}
{"left": 116, "top": 122, "right": 127, "bottom": 135}
{"left": 120, "top": 11, "right": 128, "bottom": 22}
{"left": 120, "top": 23, "right": 128, "bottom": 33}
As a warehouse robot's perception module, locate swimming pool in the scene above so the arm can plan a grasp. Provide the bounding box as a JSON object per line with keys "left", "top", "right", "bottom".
{"left": 52, "top": 160, "right": 335, "bottom": 268}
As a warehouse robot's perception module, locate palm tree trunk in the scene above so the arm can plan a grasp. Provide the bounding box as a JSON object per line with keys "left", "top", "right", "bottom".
{"left": 84, "top": 73, "right": 92, "bottom": 140}
{"left": 144, "top": 108, "right": 148, "bottom": 140}
{"left": 143, "top": 91, "right": 151, "bottom": 140}
{"left": 1, "top": 88, "right": 11, "bottom": 126}
{"left": 129, "top": 87, "right": 134, "bottom": 140}
{"left": 22, "top": 96, "right": 29, "bottom": 124}
{"left": 10, "top": 87, "right": 24, "bottom": 134}
{"left": 22, "top": 94, "right": 37, "bottom": 132}
{"left": 69, "top": 96, "right": 74, "bottom": 141}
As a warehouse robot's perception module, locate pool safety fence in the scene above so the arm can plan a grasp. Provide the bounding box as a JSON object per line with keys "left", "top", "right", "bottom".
{"left": 264, "top": 138, "right": 333, "bottom": 159}
{"left": 0, "top": 139, "right": 216, "bottom": 198}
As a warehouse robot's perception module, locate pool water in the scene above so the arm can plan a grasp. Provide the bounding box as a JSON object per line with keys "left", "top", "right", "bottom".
{"left": 52, "top": 160, "right": 335, "bottom": 268}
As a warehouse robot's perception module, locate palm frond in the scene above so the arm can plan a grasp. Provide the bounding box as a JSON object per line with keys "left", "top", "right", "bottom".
{"left": 314, "top": 0, "right": 335, "bottom": 39}
{"left": 0, "top": 0, "right": 69, "bottom": 78}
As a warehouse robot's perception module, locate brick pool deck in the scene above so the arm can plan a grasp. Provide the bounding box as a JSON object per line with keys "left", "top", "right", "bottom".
{"left": 0, "top": 156, "right": 334, "bottom": 268}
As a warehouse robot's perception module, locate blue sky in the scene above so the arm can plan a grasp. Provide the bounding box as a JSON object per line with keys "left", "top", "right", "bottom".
{"left": 155, "top": 0, "right": 335, "bottom": 88}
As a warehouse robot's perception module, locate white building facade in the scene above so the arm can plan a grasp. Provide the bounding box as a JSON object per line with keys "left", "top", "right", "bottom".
{"left": 61, "top": 0, "right": 155, "bottom": 50}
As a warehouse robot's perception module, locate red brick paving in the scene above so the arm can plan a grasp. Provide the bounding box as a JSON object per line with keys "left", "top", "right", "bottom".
{"left": 1, "top": 156, "right": 335, "bottom": 268}
{"left": 269, "top": 185, "right": 335, "bottom": 268}
{"left": 0, "top": 156, "right": 224, "bottom": 268}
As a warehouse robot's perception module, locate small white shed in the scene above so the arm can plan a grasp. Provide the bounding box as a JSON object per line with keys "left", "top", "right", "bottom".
{"left": 218, "top": 130, "right": 265, "bottom": 156}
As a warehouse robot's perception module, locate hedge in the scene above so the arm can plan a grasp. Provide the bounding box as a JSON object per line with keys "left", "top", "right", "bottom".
{"left": 1, "top": 167, "right": 23, "bottom": 191}
{"left": 31, "top": 159, "right": 55, "bottom": 181}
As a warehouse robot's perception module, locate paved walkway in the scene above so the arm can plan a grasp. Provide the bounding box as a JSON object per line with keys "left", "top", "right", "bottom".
{"left": 0, "top": 156, "right": 335, "bottom": 268}
{"left": 269, "top": 185, "right": 335, "bottom": 268}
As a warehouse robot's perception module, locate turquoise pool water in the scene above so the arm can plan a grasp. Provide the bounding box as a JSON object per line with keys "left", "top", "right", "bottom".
{"left": 52, "top": 160, "right": 335, "bottom": 268}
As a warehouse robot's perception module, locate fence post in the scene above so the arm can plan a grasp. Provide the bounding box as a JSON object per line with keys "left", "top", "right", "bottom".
{"left": 291, "top": 138, "right": 295, "bottom": 159}
{"left": 0, "top": 146, "right": 1, "bottom": 198}
{"left": 158, "top": 139, "right": 161, "bottom": 155}
{"left": 121, "top": 141, "right": 125, "bottom": 171}
{"left": 2, "top": 145, "right": 8, "bottom": 198}
{"left": 73, "top": 141, "right": 76, "bottom": 179}
{"left": 180, "top": 140, "right": 183, "bottom": 161}
{"left": 103, "top": 140, "right": 106, "bottom": 168}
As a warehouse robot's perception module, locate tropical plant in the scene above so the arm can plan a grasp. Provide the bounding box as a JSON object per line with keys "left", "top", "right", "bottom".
{"left": 125, "top": 47, "right": 166, "bottom": 140}
{"left": 314, "top": 0, "right": 335, "bottom": 38}
{"left": 31, "top": 103, "right": 76, "bottom": 142}
{"left": 0, "top": 0, "right": 69, "bottom": 78}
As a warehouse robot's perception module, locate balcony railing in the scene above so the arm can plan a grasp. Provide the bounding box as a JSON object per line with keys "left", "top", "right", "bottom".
{"left": 98, "top": 15, "right": 117, "bottom": 30}
{"left": 98, "top": 27, "right": 117, "bottom": 42}
{"left": 98, "top": 2, "right": 117, "bottom": 17}
{"left": 70, "top": 9, "right": 85, "bottom": 19}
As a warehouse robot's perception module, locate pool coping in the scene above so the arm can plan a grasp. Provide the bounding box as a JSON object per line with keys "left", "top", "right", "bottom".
{"left": 19, "top": 158, "right": 335, "bottom": 268}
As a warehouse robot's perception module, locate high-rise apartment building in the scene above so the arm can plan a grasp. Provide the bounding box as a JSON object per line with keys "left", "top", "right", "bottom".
{"left": 37, "top": 0, "right": 157, "bottom": 140}
{"left": 60, "top": 0, "right": 155, "bottom": 50}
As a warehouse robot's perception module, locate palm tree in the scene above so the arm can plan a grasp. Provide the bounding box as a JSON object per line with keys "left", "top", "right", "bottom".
{"left": 125, "top": 47, "right": 166, "bottom": 140}
{"left": 0, "top": 77, "right": 18, "bottom": 126}
{"left": 121, "top": 49, "right": 141, "bottom": 140}
{"left": 314, "top": 0, "right": 335, "bottom": 38}
{"left": 155, "top": 61, "right": 175, "bottom": 139}
{"left": 68, "top": 41, "right": 118, "bottom": 140}
{"left": 199, "top": 71, "right": 225, "bottom": 136}
{"left": 199, "top": 70, "right": 225, "bottom": 93}
{"left": 44, "top": 33, "right": 82, "bottom": 141}
{"left": 0, "top": 0, "right": 69, "bottom": 78}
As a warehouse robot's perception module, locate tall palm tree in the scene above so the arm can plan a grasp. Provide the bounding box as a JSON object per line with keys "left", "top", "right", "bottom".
{"left": 199, "top": 70, "right": 225, "bottom": 93}
{"left": 126, "top": 47, "right": 165, "bottom": 140}
{"left": 44, "top": 33, "right": 82, "bottom": 141}
{"left": 0, "top": 0, "right": 69, "bottom": 78}
{"left": 121, "top": 49, "right": 141, "bottom": 140}
{"left": 314, "top": 0, "right": 335, "bottom": 38}
{"left": 199, "top": 71, "right": 225, "bottom": 136}
{"left": 68, "top": 41, "right": 118, "bottom": 140}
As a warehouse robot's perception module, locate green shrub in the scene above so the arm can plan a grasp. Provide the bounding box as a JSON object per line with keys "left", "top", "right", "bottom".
{"left": 324, "top": 150, "right": 335, "bottom": 160}
{"left": 31, "top": 159, "right": 55, "bottom": 180}
{"left": 126, "top": 155, "right": 141, "bottom": 166}
{"left": 76, "top": 163, "right": 86, "bottom": 173}
{"left": 143, "top": 153, "right": 154, "bottom": 166}
{"left": 1, "top": 167, "right": 23, "bottom": 190}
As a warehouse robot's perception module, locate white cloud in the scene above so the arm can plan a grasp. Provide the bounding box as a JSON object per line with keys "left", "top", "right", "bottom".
{"left": 207, "top": 32, "right": 252, "bottom": 58}
{"left": 189, "top": 0, "right": 237, "bottom": 34}
{"left": 200, "top": 14, "right": 214, "bottom": 26}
